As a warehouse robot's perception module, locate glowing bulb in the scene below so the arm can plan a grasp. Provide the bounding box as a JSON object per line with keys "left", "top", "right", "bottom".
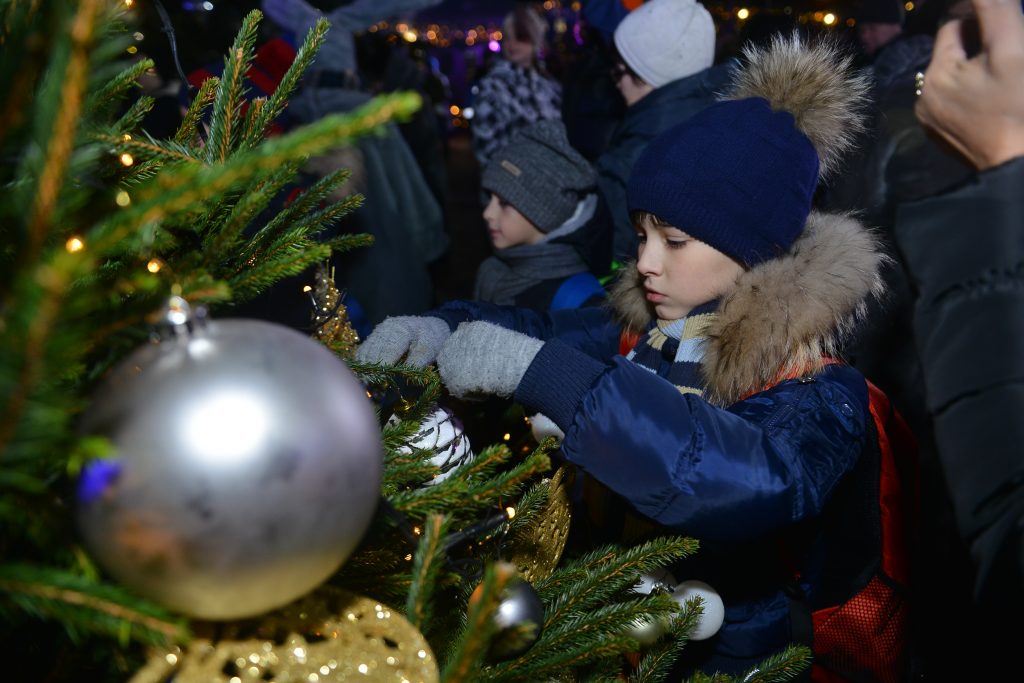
{"left": 115, "top": 191, "right": 131, "bottom": 206}
{"left": 413, "top": 526, "right": 421, "bottom": 535}
{"left": 823, "top": 13, "right": 836, "bottom": 25}
{"left": 506, "top": 506, "right": 516, "bottom": 519}
{"left": 146, "top": 259, "right": 162, "bottom": 273}
{"left": 450, "top": 104, "right": 460, "bottom": 116}
{"left": 488, "top": 39, "right": 500, "bottom": 52}
{"left": 120, "top": 153, "right": 134, "bottom": 166}
{"left": 126, "top": 45, "right": 137, "bottom": 54}
{"left": 503, "top": 433, "right": 511, "bottom": 441}
{"left": 403, "top": 30, "right": 417, "bottom": 42}
{"left": 904, "top": 1, "right": 914, "bottom": 9}
{"left": 737, "top": 8, "right": 749, "bottom": 19}
{"left": 66, "top": 236, "right": 84, "bottom": 253}
{"left": 303, "top": 285, "right": 313, "bottom": 292}
{"left": 122, "top": 133, "right": 132, "bottom": 141}
{"left": 124, "top": 0, "right": 133, "bottom": 6}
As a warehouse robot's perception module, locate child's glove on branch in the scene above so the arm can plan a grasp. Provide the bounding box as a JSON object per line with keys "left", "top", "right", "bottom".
{"left": 436, "top": 321, "right": 543, "bottom": 399}
{"left": 354, "top": 316, "right": 451, "bottom": 367}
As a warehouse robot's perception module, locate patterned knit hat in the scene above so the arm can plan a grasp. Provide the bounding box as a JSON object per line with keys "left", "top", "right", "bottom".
{"left": 482, "top": 120, "right": 597, "bottom": 233}
{"left": 627, "top": 34, "right": 870, "bottom": 266}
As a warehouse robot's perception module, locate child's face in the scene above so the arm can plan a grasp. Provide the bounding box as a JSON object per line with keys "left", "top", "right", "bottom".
{"left": 483, "top": 194, "right": 545, "bottom": 250}
{"left": 635, "top": 220, "right": 744, "bottom": 320}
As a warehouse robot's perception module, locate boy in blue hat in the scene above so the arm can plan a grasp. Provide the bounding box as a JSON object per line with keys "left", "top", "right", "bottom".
{"left": 357, "top": 35, "right": 904, "bottom": 676}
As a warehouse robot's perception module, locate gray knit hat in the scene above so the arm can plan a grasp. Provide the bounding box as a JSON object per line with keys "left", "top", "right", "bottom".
{"left": 481, "top": 120, "right": 596, "bottom": 233}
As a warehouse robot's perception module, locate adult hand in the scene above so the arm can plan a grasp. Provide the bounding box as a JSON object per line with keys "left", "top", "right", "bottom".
{"left": 915, "top": 0, "right": 1024, "bottom": 170}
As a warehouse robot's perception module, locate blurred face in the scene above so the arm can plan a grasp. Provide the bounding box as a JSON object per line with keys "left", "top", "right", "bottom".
{"left": 503, "top": 35, "right": 535, "bottom": 67}
{"left": 612, "top": 61, "right": 654, "bottom": 107}
{"left": 635, "top": 218, "right": 745, "bottom": 320}
{"left": 857, "top": 22, "right": 902, "bottom": 56}
{"left": 483, "top": 193, "right": 544, "bottom": 249}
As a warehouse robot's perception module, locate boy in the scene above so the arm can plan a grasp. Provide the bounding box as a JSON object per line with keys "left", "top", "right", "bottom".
{"left": 473, "top": 120, "right": 608, "bottom": 310}
{"left": 357, "top": 36, "right": 896, "bottom": 676}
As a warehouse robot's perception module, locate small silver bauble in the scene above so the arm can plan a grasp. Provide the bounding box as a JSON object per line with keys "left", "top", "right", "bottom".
{"left": 469, "top": 563, "right": 544, "bottom": 661}
{"left": 77, "top": 314, "right": 383, "bottom": 620}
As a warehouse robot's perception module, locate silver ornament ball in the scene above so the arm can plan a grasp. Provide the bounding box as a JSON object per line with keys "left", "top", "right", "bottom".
{"left": 77, "top": 317, "right": 383, "bottom": 620}
{"left": 469, "top": 565, "right": 545, "bottom": 661}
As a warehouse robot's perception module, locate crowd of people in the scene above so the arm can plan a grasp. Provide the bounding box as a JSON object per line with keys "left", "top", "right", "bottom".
{"left": 137, "top": 0, "right": 1024, "bottom": 678}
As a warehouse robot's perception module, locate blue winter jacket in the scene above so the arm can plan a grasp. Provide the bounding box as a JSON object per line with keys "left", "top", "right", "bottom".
{"left": 432, "top": 211, "right": 885, "bottom": 674}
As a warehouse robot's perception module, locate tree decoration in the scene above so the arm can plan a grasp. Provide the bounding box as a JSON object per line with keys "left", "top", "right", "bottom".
{"left": 77, "top": 300, "right": 383, "bottom": 619}
{"left": 130, "top": 587, "right": 438, "bottom": 683}
{"left": 505, "top": 465, "right": 573, "bottom": 583}
{"left": 309, "top": 262, "right": 360, "bottom": 360}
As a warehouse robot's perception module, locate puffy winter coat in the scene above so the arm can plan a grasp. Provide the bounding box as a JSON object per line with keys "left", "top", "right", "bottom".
{"left": 434, "top": 211, "right": 887, "bottom": 674}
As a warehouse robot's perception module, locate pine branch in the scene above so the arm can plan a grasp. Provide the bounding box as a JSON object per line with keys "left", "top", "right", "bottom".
{"left": 201, "top": 161, "right": 302, "bottom": 263}
{"left": 0, "top": 564, "right": 187, "bottom": 646}
{"left": 736, "top": 645, "right": 812, "bottom": 683}
{"left": 85, "top": 92, "right": 420, "bottom": 256}
{"left": 23, "top": 0, "right": 102, "bottom": 268}
{"left": 406, "top": 514, "right": 451, "bottom": 631}
{"left": 628, "top": 610, "right": 703, "bottom": 683}
{"left": 241, "top": 18, "right": 329, "bottom": 150}
{"left": 441, "top": 563, "right": 510, "bottom": 683}
{"left": 205, "top": 9, "right": 260, "bottom": 164}
{"left": 89, "top": 58, "right": 153, "bottom": 112}
{"left": 227, "top": 241, "right": 333, "bottom": 300}
{"left": 174, "top": 76, "right": 218, "bottom": 147}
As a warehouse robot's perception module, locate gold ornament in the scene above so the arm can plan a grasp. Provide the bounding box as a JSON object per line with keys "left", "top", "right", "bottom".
{"left": 131, "top": 587, "right": 438, "bottom": 683}
{"left": 309, "top": 263, "right": 359, "bottom": 359}
{"left": 505, "top": 466, "right": 573, "bottom": 582}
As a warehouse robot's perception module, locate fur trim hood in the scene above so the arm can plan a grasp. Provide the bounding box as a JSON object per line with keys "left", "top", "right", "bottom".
{"left": 608, "top": 211, "right": 887, "bottom": 406}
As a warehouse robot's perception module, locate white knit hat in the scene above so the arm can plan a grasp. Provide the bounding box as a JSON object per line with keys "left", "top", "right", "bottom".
{"left": 613, "top": 0, "right": 715, "bottom": 88}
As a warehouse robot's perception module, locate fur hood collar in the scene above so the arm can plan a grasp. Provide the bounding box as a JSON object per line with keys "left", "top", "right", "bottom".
{"left": 608, "top": 211, "right": 887, "bottom": 406}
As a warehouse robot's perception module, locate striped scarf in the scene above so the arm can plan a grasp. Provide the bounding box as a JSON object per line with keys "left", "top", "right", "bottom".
{"left": 624, "top": 301, "right": 718, "bottom": 396}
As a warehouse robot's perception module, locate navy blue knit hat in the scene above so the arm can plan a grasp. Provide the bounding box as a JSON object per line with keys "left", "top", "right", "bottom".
{"left": 627, "top": 34, "right": 870, "bottom": 267}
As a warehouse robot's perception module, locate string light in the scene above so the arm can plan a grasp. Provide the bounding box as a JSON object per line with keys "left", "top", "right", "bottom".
{"left": 146, "top": 259, "right": 162, "bottom": 273}
{"left": 66, "top": 236, "right": 84, "bottom": 253}
{"left": 115, "top": 190, "right": 131, "bottom": 206}
{"left": 737, "top": 8, "right": 750, "bottom": 20}
{"left": 124, "top": 0, "right": 134, "bottom": 7}
{"left": 904, "top": 1, "right": 914, "bottom": 9}
{"left": 505, "top": 507, "right": 516, "bottom": 520}
{"left": 823, "top": 13, "right": 836, "bottom": 25}
{"left": 120, "top": 153, "right": 134, "bottom": 166}
{"left": 503, "top": 433, "right": 511, "bottom": 441}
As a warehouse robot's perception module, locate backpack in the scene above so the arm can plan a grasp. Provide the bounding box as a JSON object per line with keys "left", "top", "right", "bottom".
{"left": 790, "top": 376, "right": 918, "bottom": 683}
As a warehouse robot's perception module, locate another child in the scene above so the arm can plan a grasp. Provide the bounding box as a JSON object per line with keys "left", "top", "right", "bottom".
{"left": 474, "top": 120, "right": 609, "bottom": 310}
{"left": 357, "top": 36, "right": 895, "bottom": 676}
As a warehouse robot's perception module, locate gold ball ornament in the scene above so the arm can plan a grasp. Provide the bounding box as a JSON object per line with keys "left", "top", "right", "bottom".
{"left": 131, "top": 587, "right": 438, "bottom": 683}
{"left": 504, "top": 466, "right": 572, "bottom": 582}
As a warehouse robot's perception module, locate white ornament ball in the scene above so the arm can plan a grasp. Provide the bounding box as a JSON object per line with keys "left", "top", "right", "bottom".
{"left": 76, "top": 318, "right": 383, "bottom": 620}
{"left": 671, "top": 580, "right": 725, "bottom": 641}
{"left": 528, "top": 412, "right": 564, "bottom": 443}
{"left": 388, "top": 406, "right": 473, "bottom": 485}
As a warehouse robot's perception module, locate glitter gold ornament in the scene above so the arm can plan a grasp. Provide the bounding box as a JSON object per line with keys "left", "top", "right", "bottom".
{"left": 309, "top": 263, "right": 359, "bottom": 359}
{"left": 77, "top": 301, "right": 382, "bottom": 619}
{"left": 505, "top": 466, "right": 572, "bottom": 582}
{"left": 130, "top": 587, "right": 438, "bottom": 683}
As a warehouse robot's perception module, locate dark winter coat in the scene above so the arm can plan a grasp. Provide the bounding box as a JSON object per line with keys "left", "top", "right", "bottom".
{"left": 596, "top": 62, "right": 732, "bottom": 261}
{"left": 894, "top": 156, "right": 1024, "bottom": 665}
{"left": 434, "top": 211, "right": 886, "bottom": 673}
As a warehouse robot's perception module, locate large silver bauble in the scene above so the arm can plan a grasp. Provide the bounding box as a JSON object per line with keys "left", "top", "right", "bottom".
{"left": 77, "top": 318, "right": 383, "bottom": 620}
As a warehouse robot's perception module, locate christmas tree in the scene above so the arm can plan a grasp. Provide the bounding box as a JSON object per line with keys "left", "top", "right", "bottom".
{"left": 0, "top": 2, "right": 811, "bottom": 680}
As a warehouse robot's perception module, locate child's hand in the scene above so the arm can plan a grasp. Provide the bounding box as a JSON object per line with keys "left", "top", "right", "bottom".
{"left": 354, "top": 316, "right": 451, "bottom": 367}
{"left": 915, "top": 0, "right": 1024, "bottom": 170}
{"left": 436, "top": 322, "right": 544, "bottom": 399}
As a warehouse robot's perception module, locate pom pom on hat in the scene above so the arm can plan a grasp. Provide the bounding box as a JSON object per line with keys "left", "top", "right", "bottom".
{"left": 482, "top": 121, "right": 597, "bottom": 233}
{"left": 613, "top": 0, "right": 715, "bottom": 88}
{"left": 626, "top": 33, "right": 870, "bottom": 266}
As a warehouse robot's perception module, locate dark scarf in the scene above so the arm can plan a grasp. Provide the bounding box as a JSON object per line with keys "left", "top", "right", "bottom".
{"left": 473, "top": 240, "right": 588, "bottom": 306}
{"left": 624, "top": 300, "right": 718, "bottom": 395}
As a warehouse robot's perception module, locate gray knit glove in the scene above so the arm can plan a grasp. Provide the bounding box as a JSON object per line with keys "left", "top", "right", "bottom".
{"left": 436, "top": 321, "right": 544, "bottom": 399}
{"left": 355, "top": 316, "right": 451, "bottom": 367}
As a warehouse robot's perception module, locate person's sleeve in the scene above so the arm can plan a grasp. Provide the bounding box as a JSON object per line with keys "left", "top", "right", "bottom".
{"left": 516, "top": 349, "right": 869, "bottom": 541}
{"left": 431, "top": 300, "right": 622, "bottom": 361}
{"left": 894, "top": 156, "right": 1024, "bottom": 561}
